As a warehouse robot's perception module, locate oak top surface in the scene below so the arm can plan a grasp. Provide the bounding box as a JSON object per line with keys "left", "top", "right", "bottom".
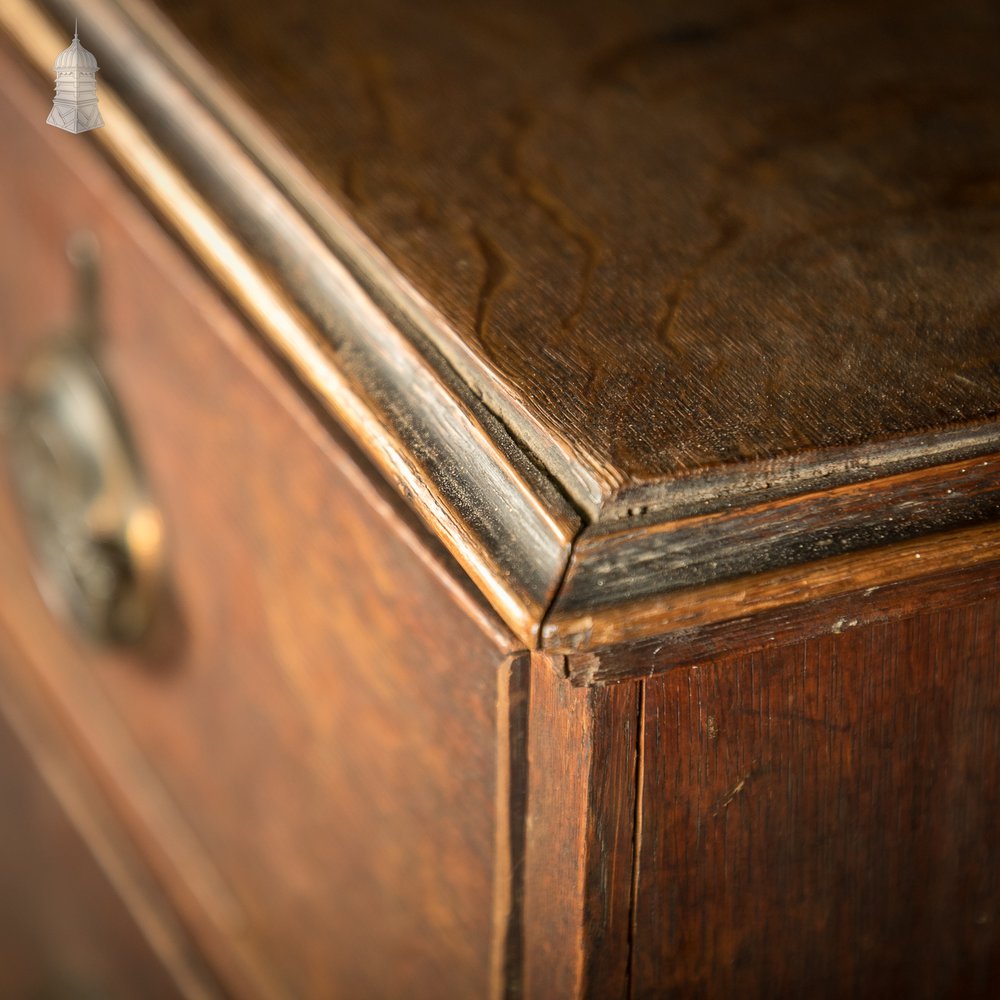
{"left": 149, "top": 0, "right": 1000, "bottom": 512}
{"left": 146, "top": 0, "right": 1000, "bottom": 516}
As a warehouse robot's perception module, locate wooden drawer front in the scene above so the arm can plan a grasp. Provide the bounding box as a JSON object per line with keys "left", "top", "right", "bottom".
{"left": 0, "top": 44, "right": 512, "bottom": 1000}
{"left": 0, "top": 675, "right": 190, "bottom": 1000}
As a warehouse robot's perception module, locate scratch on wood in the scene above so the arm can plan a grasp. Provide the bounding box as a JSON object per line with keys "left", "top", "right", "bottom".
{"left": 712, "top": 763, "right": 756, "bottom": 816}
{"left": 831, "top": 616, "right": 860, "bottom": 634}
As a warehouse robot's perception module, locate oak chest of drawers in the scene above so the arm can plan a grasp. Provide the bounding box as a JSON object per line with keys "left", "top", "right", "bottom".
{"left": 1, "top": 0, "right": 999, "bottom": 997}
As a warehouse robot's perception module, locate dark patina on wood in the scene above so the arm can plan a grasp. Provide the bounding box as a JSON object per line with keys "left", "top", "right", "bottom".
{"left": 546, "top": 453, "right": 1000, "bottom": 647}
{"left": 0, "top": 54, "right": 520, "bottom": 995}
{"left": 521, "top": 653, "right": 638, "bottom": 999}
{"left": 9, "top": 0, "right": 995, "bottom": 647}
{"left": 132, "top": 0, "right": 1000, "bottom": 515}
{"left": 3, "top": 6, "right": 1000, "bottom": 999}
{"left": 633, "top": 594, "right": 1000, "bottom": 998}
{"left": 562, "top": 543, "right": 1000, "bottom": 684}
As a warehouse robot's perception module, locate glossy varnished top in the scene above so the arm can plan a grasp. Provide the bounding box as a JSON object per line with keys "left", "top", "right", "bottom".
{"left": 147, "top": 0, "right": 1000, "bottom": 513}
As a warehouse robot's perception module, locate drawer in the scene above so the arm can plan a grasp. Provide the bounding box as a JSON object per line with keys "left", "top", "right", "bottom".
{"left": 0, "top": 649, "right": 196, "bottom": 1000}
{"left": 0, "top": 40, "right": 516, "bottom": 1000}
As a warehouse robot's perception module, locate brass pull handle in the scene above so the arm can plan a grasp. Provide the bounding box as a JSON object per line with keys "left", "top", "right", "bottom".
{"left": 6, "top": 233, "right": 164, "bottom": 643}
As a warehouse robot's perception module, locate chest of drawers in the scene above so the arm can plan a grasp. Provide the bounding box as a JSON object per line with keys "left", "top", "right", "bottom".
{"left": 1, "top": 0, "right": 999, "bottom": 997}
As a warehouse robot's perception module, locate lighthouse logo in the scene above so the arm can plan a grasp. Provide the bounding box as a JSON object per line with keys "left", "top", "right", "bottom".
{"left": 47, "top": 21, "right": 105, "bottom": 134}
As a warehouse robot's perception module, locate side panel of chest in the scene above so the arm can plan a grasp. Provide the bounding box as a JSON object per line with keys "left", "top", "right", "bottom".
{"left": 632, "top": 591, "right": 1000, "bottom": 998}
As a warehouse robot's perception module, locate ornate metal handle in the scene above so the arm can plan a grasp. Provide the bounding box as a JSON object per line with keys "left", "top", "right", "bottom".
{"left": 5, "top": 233, "right": 164, "bottom": 643}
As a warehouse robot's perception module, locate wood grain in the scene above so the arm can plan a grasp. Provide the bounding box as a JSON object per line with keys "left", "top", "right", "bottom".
{"left": 633, "top": 594, "right": 1000, "bottom": 998}
{"left": 565, "top": 554, "right": 1000, "bottom": 686}
{"left": 0, "top": 645, "right": 212, "bottom": 1000}
{"left": 2, "top": 0, "right": 579, "bottom": 646}
{"left": 8, "top": 9, "right": 1000, "bottom": 999}
{"left": 552, "top": 451, "right": 1000, "bottom": 625}
{"left": 6, "top": 0, "right": 998, "bottom": 643}
{"left": 86, "top": 0, "right": 1000, "bottom": 516}
{"left": 0, "top": 45, "right": 519, "bottom": 998}
{"left": 521, "top": 654, "right": 638, "bottom": 999}
{"left": 544, "top": 520, "right": 1000, "bottom": 656}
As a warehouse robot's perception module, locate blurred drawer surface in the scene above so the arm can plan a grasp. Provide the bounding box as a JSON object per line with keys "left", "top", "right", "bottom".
{"left": 0, "top": 668, "right": 191, "bottom": 1000}
{"left": 0, "top": 37, "right": 514, "bottom": 1000}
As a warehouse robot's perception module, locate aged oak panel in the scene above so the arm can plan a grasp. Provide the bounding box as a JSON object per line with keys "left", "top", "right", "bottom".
{"left": 0, "top": 47, "right": 517, "bottom": 1000}
{"left": 0, "top": 657, "right": 203, "bottom": 1000}
{"left": 521, "top": 654, "right": 638, "bottom": 999}
{"left": 0, "top": 1, "right": 998, "bottom": 997}
{"left": 130, "top": 0, "right": 1000, "bottom": 515}
{"left": 17, "top": 0, "right": 996, "bottom": 647}
{"left": 633, "top": 593, "right": 1000, "bottom": 998}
